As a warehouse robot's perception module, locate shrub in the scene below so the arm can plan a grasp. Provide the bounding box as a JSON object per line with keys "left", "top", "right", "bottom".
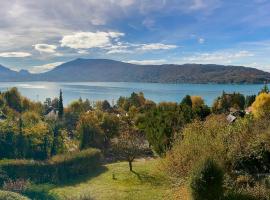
{"left": 225, "top": 184, "right": 270, "bottom": 200}
{"left": 0, "top": 148, "right": 101, "bottom": 183}
{"left": 0, "top": 190, "right": 30, "bottom": 200}
{"left": 163, "top": 115, "right": 228, "bottom": 181}
{"left": 23, "top": 184, "right": 57, "bottom": 200}
{"left": 0, "top": 167, "right": 9, "bottom": 186}
{"left": 3, "top": 179, "right": 30, "bottom": 193}
{"left": 189, "top": 158, "right": 224, "bottom": 200}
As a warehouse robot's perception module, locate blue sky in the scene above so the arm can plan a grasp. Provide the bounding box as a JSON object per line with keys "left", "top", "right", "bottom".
{"left": 0, "top": 0, "right": 270, "bottom": 73}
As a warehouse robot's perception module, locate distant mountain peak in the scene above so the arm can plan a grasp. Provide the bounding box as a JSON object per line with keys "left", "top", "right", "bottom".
{"left": 19, "top": 69, "right": 31, "bottom": 75}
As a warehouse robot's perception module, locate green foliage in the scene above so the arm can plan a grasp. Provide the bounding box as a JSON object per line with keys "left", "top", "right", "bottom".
{"left": 245, "top": 95, "right": 256, "bottom": 108}
{"left": 212, "top": 92, "right": 246, "bottom": 113}
{"left": 0, "top": 148, "right": 101, "bottom": 184}
{"left": 0, "top": 167, "right": 9, "bottom": 186}
{"left": 117, "top": 92, "right": 146, "bottom": 112}
{"left": 3, "top": 87, "right": 22, "bottom": 112}
{"left": 190, "top": 158, "right": 224, "bottom": 200}
{"left": 260, "top": 83, "right": 269, "bottom": 94}
{"left": 139, "top": 102, "right": 193, "bottom": 155}
{"left": 64, "top": 98, "right": 92, "bottom": 132}
{"left": 58, "top": 90, "right": 64, "bottom": 119}
{"left": 0, "top": 190, "right": 30, "bottom": 200}
{"left": 181, "top": 95, "right": 192, "bottom": 107}
{"left": 23, "top": 184, "right": 57, "bottom": 200}
{"left": 164, "top": 115, "right": 228, "bottom": 180}
{"left": 78, "top": 112, "right": 104, "bottom": 149}
{"left": 78, "top": 111, "right": 120, "bottom": 150}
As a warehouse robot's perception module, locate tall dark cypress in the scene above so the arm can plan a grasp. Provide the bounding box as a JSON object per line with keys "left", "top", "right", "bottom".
{"left": 58, "top": 89, "right": 64, "bottom": 119}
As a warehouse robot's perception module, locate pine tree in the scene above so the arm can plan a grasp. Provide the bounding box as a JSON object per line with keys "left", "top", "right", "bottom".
{"left": 181, "top": 95, "right": 192, "bottom": 107}
{"left": 16, "top": 117, "right": 25, "bottom": 158}
{"left": 260, "top": 82, "right": 269, "bottom": 94}
{"left": 58, "top": 89, "right": 64, "bottom": 119}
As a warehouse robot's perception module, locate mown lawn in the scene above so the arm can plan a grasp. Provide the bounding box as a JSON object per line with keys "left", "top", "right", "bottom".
{"left": 45, "top": 158, "right": 172, "bottom": 200}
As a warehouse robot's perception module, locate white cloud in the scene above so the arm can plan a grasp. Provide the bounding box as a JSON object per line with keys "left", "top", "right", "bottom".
{"left": 60, "top": 31, "right": 125, "bottom": 49}
{"left": 34, "top": 43, "right": 57, "bottom": 53}
{"left": 182, "top": 50, "right": 254, "bottom": 64}
{"left": 126, "top": 59, "right": 167, "bottom": 65}
{"left": 190, "top": 0, "right": 206, "bottom": 10}
{"left": 77, "top": 50, "right": 89, "bottom": 54}
{"left": 138, "top": 43, "right": 177, "bottom": 51}
{"left": 29, "top": 62, "right": 64, "bottom": 73}
{"left": 198, "top": 38, "right": 205, "bottom": 44}
{"left": 0, "top": 51, "right": 31, "bottom": 57}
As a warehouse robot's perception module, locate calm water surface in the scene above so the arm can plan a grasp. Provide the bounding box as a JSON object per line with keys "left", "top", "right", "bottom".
{"left": 0, "top": 82, "right": 264, "bottom": 106}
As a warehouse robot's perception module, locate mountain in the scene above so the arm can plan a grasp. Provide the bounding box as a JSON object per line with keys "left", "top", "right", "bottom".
{"left": 36, "top": 58, "right": 270, "bottom": 84}
{"left": 0, "top": 64, "right": 21, "bottom": 81}
{"left": 0, "top": 59, "right": 270, "bottom": 84}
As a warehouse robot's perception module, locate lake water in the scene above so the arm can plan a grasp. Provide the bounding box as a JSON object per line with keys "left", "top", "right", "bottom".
{"left": 0, "top": 82, "right": 264, "bottom": 106}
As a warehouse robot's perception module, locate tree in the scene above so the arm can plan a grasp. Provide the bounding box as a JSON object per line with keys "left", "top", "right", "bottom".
{"left": 115, "top": 118, "right": 144, "bottom": 171}
{"left": 181, "top": 95, "right": 192, "bottom": 107}
{"left": 3, "top": 87, "right": 22, "bottom": 112}
{"left": 212, "top": 92, "right": 245, "bottom": 113}
{"left": 190, "top": 158, "right": 224, "bottom": 200}
{"left": 58, "top": 90, "right": 64, "bottom": 119}
{"left": 191, "top": 96, "right": 204, "bottom": 108}
{"left": 77, "top": 112, "right": 103, "bottom": 149}
{"left": 100, "top": 113, "right": 119, "bottom": 148}
{"left": 251, "top": 92, "right": 270, "bottom": 118}
{"left": 259, "top": 83, "right": 269, "bottom": 94}
{"left": 16, "top": 117, "right": 26, "bottom": 158}
{"left": 245, "top": 95, "right": 256, "bottom": 108}
{"left": 102, "top": 100, "right": 111, "bottom": 112}
{"left": 138, "top": 102, "right": 193, "bottom": 155}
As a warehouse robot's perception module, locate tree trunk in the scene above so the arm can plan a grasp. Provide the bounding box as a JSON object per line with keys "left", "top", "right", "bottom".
{"left": 129, "top": 160, "right": 133, "bottom": 171}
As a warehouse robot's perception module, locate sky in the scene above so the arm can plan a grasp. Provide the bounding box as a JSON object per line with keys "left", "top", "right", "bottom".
{"left": 0, "top": 0, "right": 270, "bottom": 73}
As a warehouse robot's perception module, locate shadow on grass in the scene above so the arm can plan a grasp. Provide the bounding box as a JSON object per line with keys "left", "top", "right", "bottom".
{"left": 24, "top": 166, "right": 108, "bottom": 200}
{"left": 131, "top": 170, "right": 162, "bottom": 186}
{"left": 57, "top": 165, "right": 108, "bottom": 187}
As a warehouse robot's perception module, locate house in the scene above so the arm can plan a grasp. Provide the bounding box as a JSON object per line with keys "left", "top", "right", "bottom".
{"left": 45, "top": 109, "right": 58, "bottom": 120}
{"left": 226, "top": 108, "right": 246, "bottom": 123}
{"left": 227, "top": 114, "right": 237, "bottom": 123}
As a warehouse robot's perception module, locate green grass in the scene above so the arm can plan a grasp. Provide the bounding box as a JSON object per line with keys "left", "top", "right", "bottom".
{"left": 43, "top": 158, "right": 172, "bottom": 200}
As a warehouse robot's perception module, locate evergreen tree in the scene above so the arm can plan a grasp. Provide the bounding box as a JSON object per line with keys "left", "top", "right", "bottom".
{"left": 58, "top": 89, "right": 64, "bottom": 119}
{"left": 16, "top": 117, "right": 25, "bottom": 158}
{"left": 260, "top": 82, "right": 269, "bottom": 94}
{"left": 181, "top": 95, "right": 192, "bottom": 107}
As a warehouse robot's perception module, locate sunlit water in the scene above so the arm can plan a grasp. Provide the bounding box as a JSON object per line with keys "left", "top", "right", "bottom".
{"left": 0, "top": 82, "right": 264, "bottom": 106}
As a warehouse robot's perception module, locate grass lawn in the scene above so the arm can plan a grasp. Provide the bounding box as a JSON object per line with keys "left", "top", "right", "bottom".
{"left": 45, "top": 158, "right": 173, "bottom": 200}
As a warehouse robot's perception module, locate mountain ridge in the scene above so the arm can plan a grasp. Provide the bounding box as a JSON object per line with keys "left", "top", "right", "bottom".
{"left": 0, "top": 58, "right": 270, "bottom": 84}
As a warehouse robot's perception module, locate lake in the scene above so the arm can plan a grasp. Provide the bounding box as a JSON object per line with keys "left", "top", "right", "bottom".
{"left": 0, "top": 82, "right": 264, "bottom": 106}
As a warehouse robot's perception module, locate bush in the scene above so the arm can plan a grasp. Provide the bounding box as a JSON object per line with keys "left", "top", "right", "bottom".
{"left": 23, "top": 184, "right": 57, "bottom": 200}
{"left": 190, "top": 158, "right": 224, "bottom": 200}
{"left": 225, "top": 184, "right": 270, "bottom": 200}
{"left": 0, "top": 148, "right": 101, "bottom": 183}
{"left": 3, "top": 179, "right": 30, "bottom": 193}
{"left": 0, "top": 190, "right": 30, "bottom": 200}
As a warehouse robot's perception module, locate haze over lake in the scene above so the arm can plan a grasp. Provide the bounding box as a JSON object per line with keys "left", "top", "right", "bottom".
{"left": 0, "top": 82, "right": 264, "bottom": 105}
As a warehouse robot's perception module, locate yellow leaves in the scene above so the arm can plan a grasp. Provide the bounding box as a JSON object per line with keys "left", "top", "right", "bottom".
{"left": 191, "top": 96, "right": 204, "bottom": 108}
{"left": 251, "top": 92, "right": 270, "bottom": 118}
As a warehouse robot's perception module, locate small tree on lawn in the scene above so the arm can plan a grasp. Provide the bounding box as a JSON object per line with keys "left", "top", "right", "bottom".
{"left": 117, "top": 131, "right": 144, "bottom": 171}
{"left": 116, "top": 117, "right": 144, "bottom": 171}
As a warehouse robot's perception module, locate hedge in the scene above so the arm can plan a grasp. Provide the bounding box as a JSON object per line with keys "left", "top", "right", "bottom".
{"left": 0, "top": 190, "right": 30, "bottom": 200}
{"left": 0, "top": 148, "right": 101, "bottom": 183}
